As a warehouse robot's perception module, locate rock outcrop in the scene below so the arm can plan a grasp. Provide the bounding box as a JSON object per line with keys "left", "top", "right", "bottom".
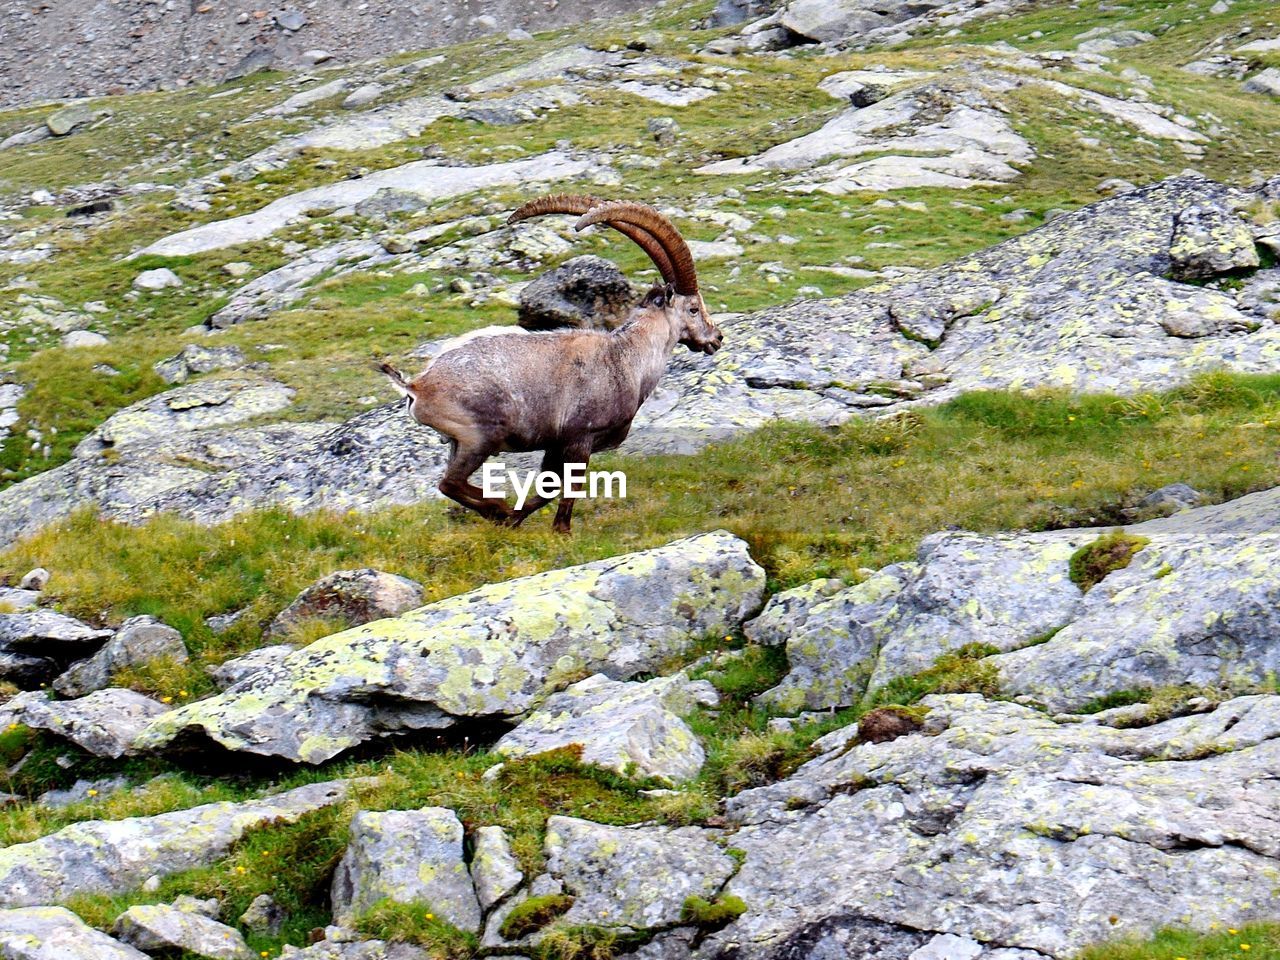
{"left": 136, "top": 532, "right": 765, "bottom": 762}
{"left": 267, "top": 568, "right": 425, "bottom": 638}
{"left": 54, "top": 616, "right": 187, "bottom": 698}
{"left": 756, "top": 481, "right": 1280, "bottom": 714}
{"left": 0, "top": 780, "right": 353, "bottom": 908}
{"left": 0, "top": 906, "right": 148, "bottom": 960}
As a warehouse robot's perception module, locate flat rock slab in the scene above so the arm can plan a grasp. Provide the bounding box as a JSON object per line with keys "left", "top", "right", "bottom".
{"left": 0, "top": 906, "right": 148, "bottom": 960}
{"left": 73, "top": 378, "right": 295, "bottom": 457}
{"left": 137, "top": 152, "right": 602, "bottom": 257}
{"left": 495, "top": 673, "right": 717, "bottom": 782}
{"left": 137, "top": 532, "right": 765, "bottom": 762}
{"left": 0, "top": 780, "right": 352, "bottom": 908}
{"left": 113, "top": 904, "right": 253, "bottom": 960}
{"left": 331, "top": 807, "right": 481, "bottom": 932}
{"left": 1, "top": 689, "right": 168, "bottom": 758}
{"left": 703, "top": 693, "right": 1280, "bottom": 959}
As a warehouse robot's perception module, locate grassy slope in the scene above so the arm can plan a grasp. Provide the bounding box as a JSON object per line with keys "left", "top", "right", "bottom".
{"left": 1, "top": 0, "right": 1280, "bottom": 956}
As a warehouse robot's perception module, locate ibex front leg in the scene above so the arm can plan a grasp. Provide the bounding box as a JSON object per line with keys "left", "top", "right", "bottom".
{"left": 438, "top": 442, "right": 518, "bottom": 526}
{"left": 552, "top": 441, "right": 594, "bottom": 535}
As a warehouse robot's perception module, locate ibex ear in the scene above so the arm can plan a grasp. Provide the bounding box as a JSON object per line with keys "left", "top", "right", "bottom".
{"left": 665, "top": 282, "right": 676, "bottom": 304}
{"left": 642, "top": 283, "right": 669, "bottom": 308}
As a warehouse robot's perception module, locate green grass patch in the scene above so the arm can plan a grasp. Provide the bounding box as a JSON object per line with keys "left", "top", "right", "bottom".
{"left": 500, "top": 894, "right": 576, "bottom": 940}
{"left": 1069, "top": 531, "right": 1150, "bottom": 592}
{"left": 680, "top": 894, "right": 748, "bottom": 930}
{"left": 354, "top": 901, "right": 481, "bottom": 959}
{"left": 1076, "top": 922, "right": 1280, "bottom": 959}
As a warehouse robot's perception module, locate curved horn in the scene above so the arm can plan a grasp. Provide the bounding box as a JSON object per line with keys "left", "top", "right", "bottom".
{"left": 574, "top": 201, "right": 698, "bottom": 296}
{"left": 508, "top": 193, "right": 676, "bottom": 284}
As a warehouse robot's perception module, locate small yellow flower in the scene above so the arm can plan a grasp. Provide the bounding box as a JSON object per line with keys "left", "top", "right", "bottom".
{"left": 1241, "top": 945, "right": 1251, "bottom": 952}
{"left": 161, "top": 696, "right": 173, "bottom": 704}
{"left": 179, "top": 690, "right": 188, "bottom": 697}
{"left": 261, "top": 850, "right": 271, "bottom": 857}
{"left": 235, "top": 866, "right": 246, "bottom": 874}
{"left": 1068, "top": 415, "right": 1076, "bottom": 422}
{"left": 1230, "top": 930, "right": 1239, "bottom": 935}
{"left": 6, "top": 723, "right": 18, "bottom": 731}
{"left": 425, "top": 913, "right": 434, "bottom": 921}
{"left": 87, "top": 789, "right": 98, "bottom": 797}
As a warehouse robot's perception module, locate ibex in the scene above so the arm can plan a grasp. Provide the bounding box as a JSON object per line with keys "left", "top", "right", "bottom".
{"left": 380, "top": 196, "right": 722, "bottom": 534}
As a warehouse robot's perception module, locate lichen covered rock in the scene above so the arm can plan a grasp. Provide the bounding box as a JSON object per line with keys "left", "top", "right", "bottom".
{"left": 112, "top": 904, "right": 253, "bottom": 960}
{"left": 705, "top": 693, "right": 1280, "bottom": 959}
{"left": 331, "top": 807, "right": 481, "bottom": 932}
{"left": 495, "top": 673, "right": 717, "bottom": 782}
{"left": 0, "top": 906, "right": 148, "bottom": 960}
{"left": 268, "top": 568, "right": 425, "bottom": 638}
{"left": 55, "top": 615, "right": 188, "bottom": 697}
{"left": 0, "top": 780, "right": 353, "bottom": 907}
{"left": 1, "top": 688, "right": 168, "bottom": 758}
{"left": 137, "top": 532, "right": 764, "bottom": 762}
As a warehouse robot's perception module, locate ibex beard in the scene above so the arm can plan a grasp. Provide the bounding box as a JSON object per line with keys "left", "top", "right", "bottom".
{"left": 378, "top": 195, "right": 721, "bottom": 535}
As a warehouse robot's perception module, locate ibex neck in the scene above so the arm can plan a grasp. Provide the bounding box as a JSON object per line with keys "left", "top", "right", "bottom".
{"left": 616, "top": 310, "right": 678, "bottom": 400}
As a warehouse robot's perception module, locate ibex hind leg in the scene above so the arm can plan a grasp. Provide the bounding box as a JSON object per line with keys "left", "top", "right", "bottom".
{"left": 438, "top": 442, "right": 518, "bottom": 526}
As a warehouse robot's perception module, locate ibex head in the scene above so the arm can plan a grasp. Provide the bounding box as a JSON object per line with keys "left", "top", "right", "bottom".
{"left": 509, "top": 195, "right": 723, "bottom": 355}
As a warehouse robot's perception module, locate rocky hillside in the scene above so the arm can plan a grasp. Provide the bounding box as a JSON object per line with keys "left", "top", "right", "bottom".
{"left": 1, "top": 0, "right": 1280, "bottom": 958}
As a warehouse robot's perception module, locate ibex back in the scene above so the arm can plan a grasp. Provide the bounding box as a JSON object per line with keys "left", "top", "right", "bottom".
{"left": 380, "top": 197, "right": 722, "bottom": 534}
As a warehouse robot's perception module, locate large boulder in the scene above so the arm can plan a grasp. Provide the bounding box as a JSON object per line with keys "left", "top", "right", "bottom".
{"left": 0, "top": 780, "right": 353, "bottom": 907}
{"left": 0, "top": 906, "right": 147, "bottom": 960}
{"left": 699, "top": 693, "right": 1280, "bottom": 959}
{"left": 152, "top": 344, "right": 247, "bottom": 385}
{"left": 495, "top": 673, "right": 717, "bottom": 783}
{"left": 758, "top": 483, "right": 1280, "bottom": 714}
{"left": 112, "top": 904, "right": 253, "bottom": 960}
{"left": 137, "top": 532, "right": 765, "bottom": 763}
{"left": 267, "top": 568, "right": 425, "bottom": 638}
{"left": 1, "top": 689, "right": 168, "bottom": 758}
{"left": 517, "top": 255, "right": 639, "bottom": 331}
{"left": 54, "top": 616, "right": 188, "bottom": 697}
{"left": 331, "top": 807, "right": 481, "bottom": 932}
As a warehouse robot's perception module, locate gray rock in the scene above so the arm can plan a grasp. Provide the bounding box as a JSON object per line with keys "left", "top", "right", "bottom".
{"left": 518, "top": 256, "right": 639, "bottom": 331}
{"left": 496, "top": 673, "right": 717, "bottom": 783}
{"left": 331, "top": 807, "right": 481, "bottom": 932}
{"left": 353, "top": 189, "right": 430, "bottom": 220}
{"left": 274, "top": 8, "right": 307, "bottom": 31}
{"left": 1168, "top": 203, "right": 1260, "bottom": 280}
{"left": 61, "top": 330, "right": 108, "bottom": 348}
{"left": 707, "top": 693, "right": 1280, "bottom": 959}
{"left": 38, "top": 776, "right": 129, "bottom": 809}
{"left": 0, "top": 588, "right": 41, "bottom": 613}
{"left": 710, "top": 0, "right": 778, "bottom": 27}
{"left": 132, "top": 267, "right": 183, "bottom": 291}
{"left": 113, "top": 904, "right": 253, "bottom": 960}
{"left": 55, "top": 615, "right": 188, "bottom": 697}
{"left": 137, "top": 152, "right": 598, "bottom": 257}
{"left": 341, "top": 83, "right": 387, "bottom": 109}
{"left": 647, "top": 116, "right": 680, "bottom": 145}
{"left": 239, "top": 893, "right": 285, "bottom": 936}
{"left": 224, "top": 48, "right": 275, "bottom": 82}
{"left": 743, "top": 578, "right": 847, "bottom": 646}
{"left": 73, "top": 378, "right": 295, "bottom": 457}
{"left": 18, "top": 568, "right": 49, "bottom": 591}
{"left": 46, "top": 103, "right": 97, "bottom": 137}
{"left": 0, "top": 906, "right": 147, "bottom": 959}
{"left": 0, "top": 611, "right": 112, "bottom": 686}
{"left": 1136, "top": 482, "right": 1204, "bottom": 516}
{"left": 542, "top": 816, "right": 737, "bottom": 930}
{"left": 208, "top": 644, "right": 295, "bottom": 689}
{"left": 471, "top": 826, "right": 523, "bottom": 913}
{"left": 0, "top": 126, "right": 53, "bottom": 151}
{"left": 0, "top": 780, "right": 352, "bottom": 907}
{"left": 153, "top": 344, "right": 247, "bottom": 385}
{"left": 268, "top": 568, "right": 425, "bottom": 638}
{"left": 276, "top": 941, "right": 429, "bottom": 959}
{"left": 1242, "top": 67, "right": 1280, "bottom": 96}
{"left": 1, "top": 689, "right": 169, "bottom": 758}
{"left": 137, "top": 532, "right": 765, "bottom": 763}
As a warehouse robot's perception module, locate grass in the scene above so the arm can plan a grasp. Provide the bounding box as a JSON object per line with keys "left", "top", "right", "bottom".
{"left": 680, "top": 894, "right": 747, "bottom": 930}
{"left": 354, "top": 901, "right": 481, "bottom": 959}
{"left": 500, "top": 894, "right": 576, "bottom": 940}
{"left": 1068, "top": 531, "right": 1151, "bottom": 592}
{"left": 1077, "top": 922, "right": 1280, "bottom": 959}
{"left": 4, "top": 372, "right": 1280, "bottom": 700}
